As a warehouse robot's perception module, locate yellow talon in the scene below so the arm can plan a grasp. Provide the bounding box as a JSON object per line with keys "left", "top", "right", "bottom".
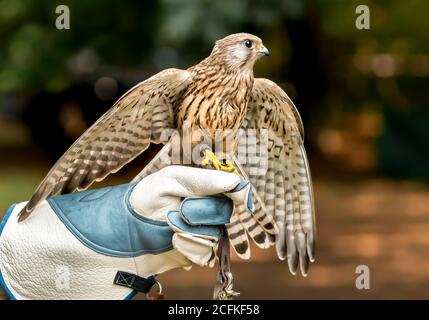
{"left": 219, "top": 159, "right": 239, "bottom": 175}
{"left": 201, "top": 149, "right": 239, "bottom": 175}
{"left": 201, "top": 149, "right": 221, "bottom": 170}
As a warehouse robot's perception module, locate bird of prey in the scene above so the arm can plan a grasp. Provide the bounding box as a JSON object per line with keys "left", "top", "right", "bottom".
{"left": 18, "top": 33, "right": 315, "bottom": 276}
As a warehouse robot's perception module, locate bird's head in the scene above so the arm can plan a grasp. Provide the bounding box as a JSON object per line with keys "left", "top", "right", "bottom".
{"left": 210, "top": 33, "right": 269, "bottom": 71}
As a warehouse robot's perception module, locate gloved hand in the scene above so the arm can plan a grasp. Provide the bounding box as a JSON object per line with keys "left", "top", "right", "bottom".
{"left": 0, "top": 165, "right": 254, "bottom": 300}
{"left": 130, "top": 165, "right": 254, "bottom": 268}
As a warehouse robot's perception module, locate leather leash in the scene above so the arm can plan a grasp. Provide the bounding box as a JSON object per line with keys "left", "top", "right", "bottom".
{"left": 213, "top": 226, "right": 240, "bottom": 300}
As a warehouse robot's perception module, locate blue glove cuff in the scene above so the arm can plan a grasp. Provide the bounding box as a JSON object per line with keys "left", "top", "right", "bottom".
{"left": 47, "top": 183, "right": 174, "bottom": 258}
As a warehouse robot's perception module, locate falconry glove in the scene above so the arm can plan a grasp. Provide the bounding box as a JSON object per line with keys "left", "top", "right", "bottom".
{"left": 0, "top": 166, "right": 253, "bottom": 299}
{"left": 130, "top": 165, "right": 254, "bottom": 267}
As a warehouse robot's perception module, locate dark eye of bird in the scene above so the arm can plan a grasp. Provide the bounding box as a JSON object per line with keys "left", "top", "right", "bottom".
{"left": 244, "top": 40, "right": 253, "bottom": 48}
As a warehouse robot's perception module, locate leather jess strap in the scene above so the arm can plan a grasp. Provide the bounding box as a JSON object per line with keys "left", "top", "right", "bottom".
{"left": 213, "top": 227, "right": 240, "bottom": 300}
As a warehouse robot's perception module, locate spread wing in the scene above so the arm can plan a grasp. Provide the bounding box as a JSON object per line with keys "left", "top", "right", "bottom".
{"left": 18, "top": 68, "right": 192, "bottom": 221}
{"left": 234, "top": 78, "right": 316, "bottom": 276}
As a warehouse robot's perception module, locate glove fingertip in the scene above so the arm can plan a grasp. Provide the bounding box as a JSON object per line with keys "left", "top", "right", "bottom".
{"left": 247, "top": 187, "right": 255, "bottom": 213}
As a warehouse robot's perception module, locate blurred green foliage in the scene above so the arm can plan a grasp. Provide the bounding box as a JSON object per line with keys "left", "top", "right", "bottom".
{"left": 0, "top": 0, "right": 159, "bottom": 92}
{"left": 0, "top": 0, "right": 427, "bottom": 93}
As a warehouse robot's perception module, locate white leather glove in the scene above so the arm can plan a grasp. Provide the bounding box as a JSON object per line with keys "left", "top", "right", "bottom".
{"left": 0, "top": 165, "right": 254, "bottom": 300}
{"left": 129, "top": 165, "right": 254, "bottom": 268}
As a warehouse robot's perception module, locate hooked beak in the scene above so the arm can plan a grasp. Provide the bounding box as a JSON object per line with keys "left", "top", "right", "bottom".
{"left": 259, "top": 45, "right": 270, "bottom": 57}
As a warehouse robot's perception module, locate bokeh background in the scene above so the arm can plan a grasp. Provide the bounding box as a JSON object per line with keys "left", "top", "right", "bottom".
{"left": 1, "top": 0, "right": 428, "bottom": 299}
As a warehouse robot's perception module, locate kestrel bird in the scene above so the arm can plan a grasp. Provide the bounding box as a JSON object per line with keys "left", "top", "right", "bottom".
{"left": 18, "top": 33, "right": 315, "bottom": 276}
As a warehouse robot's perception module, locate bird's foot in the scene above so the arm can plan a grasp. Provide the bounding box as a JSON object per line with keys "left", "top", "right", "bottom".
{"left": 218, "top": 159, "right": 239, "bottom": 175}
{"left": 201, "top": 149, "right": 239, "bottom": 175}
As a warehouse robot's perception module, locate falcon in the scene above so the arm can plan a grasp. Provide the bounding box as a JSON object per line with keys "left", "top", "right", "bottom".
{"left": 18, "top": 33, "right": 316, "bottom": 276}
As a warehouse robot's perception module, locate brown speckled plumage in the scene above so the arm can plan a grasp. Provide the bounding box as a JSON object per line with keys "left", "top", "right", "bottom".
{"left": 18, "top": 33, "right": 315, "bottom": 276}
